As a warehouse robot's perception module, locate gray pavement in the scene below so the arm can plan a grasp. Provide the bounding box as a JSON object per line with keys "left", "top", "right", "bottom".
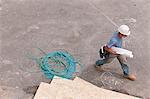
{"left": 0, "top": 0, "right": 150, "bottom": 98}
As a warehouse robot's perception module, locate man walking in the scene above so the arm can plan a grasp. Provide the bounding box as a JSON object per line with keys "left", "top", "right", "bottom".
{"left": 95, "top": 25, "right": 136, "bottom": 81}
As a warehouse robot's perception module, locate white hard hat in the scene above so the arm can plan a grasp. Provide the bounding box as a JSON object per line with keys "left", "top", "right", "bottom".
{"left": 118, "top": 25, "right": 131, "bottom": 36}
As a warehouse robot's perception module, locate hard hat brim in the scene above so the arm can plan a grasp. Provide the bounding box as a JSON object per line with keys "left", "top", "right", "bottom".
{"left": 122, "top": 31, "right": 130, "bottom": 36}
{"left": 118, "top": 30, "right": 131, "bottom": 36}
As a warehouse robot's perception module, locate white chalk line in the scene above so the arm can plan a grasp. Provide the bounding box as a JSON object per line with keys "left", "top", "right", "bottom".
{"left": 86, "top": 0, "right": 119, "bottom": 28}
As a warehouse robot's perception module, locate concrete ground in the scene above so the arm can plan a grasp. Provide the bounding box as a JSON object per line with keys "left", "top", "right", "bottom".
{"left": 0, "top": 0, "right": 150, "bottom": 98}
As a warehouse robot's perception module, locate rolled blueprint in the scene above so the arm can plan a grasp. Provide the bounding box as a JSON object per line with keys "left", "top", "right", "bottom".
{"left": 111, "top": 47, "right": 133, "bottom": 58}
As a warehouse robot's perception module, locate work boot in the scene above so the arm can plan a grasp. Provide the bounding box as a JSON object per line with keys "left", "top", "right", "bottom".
{"left": 94, "top": 64, "right": 103, "bottom": 71}
{"left": 124, "top": 74, "right": 136, "bottom": 81}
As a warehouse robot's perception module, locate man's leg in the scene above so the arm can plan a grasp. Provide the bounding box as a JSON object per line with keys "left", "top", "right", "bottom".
{"left": 117, "top": 55, "right": 129, "bottom": 75}
{"left": 96, "top": 54, "right": 116, "bottom": 66}
{"left": 95, "top": 54, "right": 116, "bottom": 71}
{"left": 117, "top": 55, "right": 136, "bottom": 81}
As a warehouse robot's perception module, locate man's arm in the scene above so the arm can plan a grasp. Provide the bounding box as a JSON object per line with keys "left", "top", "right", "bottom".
{"left": 122, "top": 40, "right": 126, "bottom": 48}
{"left": 104, "top": 46, "right": 118, "bottom": 55}
{"left": 106, "top": 38, "right": 119, "bottom": 55}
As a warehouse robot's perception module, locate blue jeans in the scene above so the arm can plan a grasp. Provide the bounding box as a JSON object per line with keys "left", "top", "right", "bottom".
{"left": 96, "top": 54, "right": 129, "bottom": 76}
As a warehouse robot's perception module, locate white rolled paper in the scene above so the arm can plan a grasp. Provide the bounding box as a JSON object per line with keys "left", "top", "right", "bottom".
{"left": 111, "top": 47, "right": 133, "bottom": 58}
